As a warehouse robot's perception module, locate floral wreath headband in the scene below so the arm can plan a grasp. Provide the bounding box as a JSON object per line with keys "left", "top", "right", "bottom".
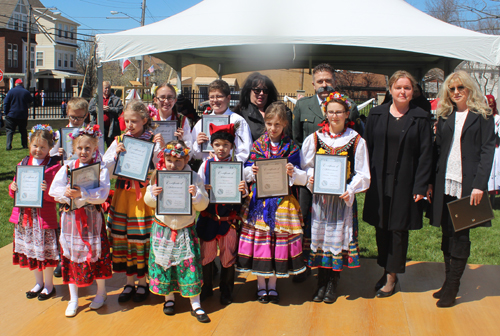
{"left": 322, "top": 91, "right": 352, "bottom": 113}
{"left": 29, "top": 124, "right": 58, "bottom": 141}
{"left": 68, "top": 124, "right": 103, "bottom": 140}
{"left": 160, "top": 143, "right": 191, "bottom": 159}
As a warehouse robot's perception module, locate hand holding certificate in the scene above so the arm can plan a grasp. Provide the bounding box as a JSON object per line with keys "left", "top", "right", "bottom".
{"left": 157, "top": 171, "right": 193, "bottom": 215}
{"left": 14, "top": 166, "right": 45, "bottom": 208}
{"left": 201, "top": 115, "right": 229, "bottom": 152}
{"left": 114, "top": 136, "right": 155, "bottom": 182}
{"left": 255, "top": 158, "right": 289, "bottom": 198}
{"left": 154, "top": 121, "right": 177, "bottom": 143}
{"left": 69, "top": 162, "right": 101, "bottom": 210}
{"left": 313, "top": 154, "right": 348, "bottom": 195}
{"left": 209, "top": 161, "right": 243, "bottom": 204}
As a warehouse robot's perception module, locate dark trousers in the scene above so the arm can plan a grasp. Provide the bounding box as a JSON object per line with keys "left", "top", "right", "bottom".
{"left": 375, "top": 227, "right": 409, "bottom": 273}
{"left": 5, "top": 116, "right": 28, "bottom": 149}
{"left": 441, "top": 195, "right": 471, "bottom": 260}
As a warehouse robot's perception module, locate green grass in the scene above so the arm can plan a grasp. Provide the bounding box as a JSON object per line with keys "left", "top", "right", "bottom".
{"left": 1, "top": 133, "right": 499, "bottom": 265}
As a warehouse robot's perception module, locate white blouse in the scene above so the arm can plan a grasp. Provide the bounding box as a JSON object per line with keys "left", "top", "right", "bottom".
{"left": 157, "top": 114, "right": 193, "bottom": 155}
{"left": 300, "top": 128, "right": 371, "bottom": 207}
{"left": 445, "top": 110, "right": 468, "bottom": 198}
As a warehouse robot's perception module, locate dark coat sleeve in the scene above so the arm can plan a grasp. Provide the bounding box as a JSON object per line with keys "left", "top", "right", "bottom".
{"left": 292, "top": 99, "right": 304, "bottom": 147}
{"left": 472, "top": 115, "right": 495, "bottom": 190}
{"left": 412, "top": 115, "right": 433, "bottom": 196}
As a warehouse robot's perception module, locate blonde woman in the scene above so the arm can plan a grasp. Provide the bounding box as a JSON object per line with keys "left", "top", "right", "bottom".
{"left": 429, "top": 70, "right": 495, "bottom": 307}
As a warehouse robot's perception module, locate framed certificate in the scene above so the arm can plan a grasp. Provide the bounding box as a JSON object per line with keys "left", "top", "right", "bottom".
{"left": 209, "top": 161, "right": 243, "bottom": 204}
{"left": 255, "top": 158, "right": 289, "bottom": 199}
{"left": 70, "top": 162, "right": 101, "bottom": 210}
{"left": 201, "top": 115, "right": 230, "bottom": 152}
{"left": 14, "top": 165, "right": 45, "bottom": 208}
{"left": 313, "top": 154, "right": 348, "bottom": 195}
{"left": 60, "top": 127, "right": 77, "bottom": 161}
{"left": 157, "top": 171, "right": 193, "bottom": 215}
{"left": 154, "top": 121, "right": 177, "bottom": 143}
{"left": 114, "top": 136, "right": 155, "bottom": 182}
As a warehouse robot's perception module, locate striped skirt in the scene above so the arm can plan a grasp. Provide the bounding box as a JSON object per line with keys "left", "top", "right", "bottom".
{"left": 237, "top": 224, "right": 305, "bottom": 278}
{"left": 107, "top": 186, "right": 154, "bottom": 277}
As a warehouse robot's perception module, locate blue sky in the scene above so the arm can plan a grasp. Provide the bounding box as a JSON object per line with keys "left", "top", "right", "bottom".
{"left": 42, "top": 0, "right": 430, "bottom": 35}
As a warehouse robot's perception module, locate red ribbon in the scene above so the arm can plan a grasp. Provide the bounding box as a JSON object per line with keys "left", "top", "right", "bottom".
{"left": 170, "top": 230, "right": 178, "bottom": 242}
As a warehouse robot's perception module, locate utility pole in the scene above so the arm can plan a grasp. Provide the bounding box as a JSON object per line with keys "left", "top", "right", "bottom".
{"left": 26, "top": 4, "right": 32, "bottom": 87}
{"left": 139, "top": 0, "right": 146, "bottom": 84}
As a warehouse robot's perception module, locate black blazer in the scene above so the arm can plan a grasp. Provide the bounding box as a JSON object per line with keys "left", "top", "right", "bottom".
{"left": 363, "top": 103, "right": 433, "bottom": 230}
{"left": 431, "top": 110, "right": 495, "bottom": 228}
{"left": 238, "top": 103, "right": 293, "bottom": 142}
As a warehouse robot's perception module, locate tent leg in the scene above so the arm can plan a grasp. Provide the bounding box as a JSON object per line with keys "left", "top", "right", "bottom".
{"left": 497, "top": 67, "right": 500, "bottom": 101}
{"left": 176, "top": 55, "right": 182, "bottom": 91}
{"left": 97, "top": 64, "right": 104, "bottom": 130}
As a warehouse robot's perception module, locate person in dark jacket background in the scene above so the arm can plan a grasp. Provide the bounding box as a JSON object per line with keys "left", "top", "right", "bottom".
{"left": 4, "top": 79, "right": 33, "bottom": 150}
{"left": 89, "top": 81, "right": 123, "bottom": 147}
{"left": 363, "top": 70, "right": 433, "bottom": 298}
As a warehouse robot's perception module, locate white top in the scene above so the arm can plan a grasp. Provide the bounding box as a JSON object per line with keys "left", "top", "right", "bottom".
{"left": 191, "top": 108, "right": 252, "bottom": 163}
{"left": 301, "top": 128, "right": 371, "bottom": 207}
{"left": 144, "top": 165, "right": 209, "bottom": 230}
{"left": 49, "top": 160, "right": 111, "bottom": 209}
{"left": 445, "top": 110, "right": 469, "bottom": 183}
{"left": 157, "top": 113, "right": 193, "bottom": 154}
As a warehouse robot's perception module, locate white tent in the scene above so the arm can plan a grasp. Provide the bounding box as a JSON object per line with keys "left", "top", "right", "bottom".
{"left": 96, "top": 0, "right": 500, "bottom": 78}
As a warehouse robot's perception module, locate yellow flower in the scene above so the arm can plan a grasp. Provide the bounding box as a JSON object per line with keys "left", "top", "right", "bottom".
{"left": 338, "top": 151, "right": 348, "bottom": 156}
{"left": 317, "top": 148, "right": 326, "bottom": 154}
{"left": 347, "top": 161, "right": 351, "bottom": 180}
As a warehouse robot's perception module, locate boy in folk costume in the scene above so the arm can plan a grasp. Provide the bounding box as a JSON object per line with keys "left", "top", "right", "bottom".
{"left": 196, "top": 122, "right": 249, "bottom": 305}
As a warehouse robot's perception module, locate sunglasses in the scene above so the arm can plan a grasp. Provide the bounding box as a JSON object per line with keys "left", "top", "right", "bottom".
{"left": 448, "top": 85, "right": 466, "bottom": 93}
{"left": 252, "top": 88, "right": 269, "bottom": 94}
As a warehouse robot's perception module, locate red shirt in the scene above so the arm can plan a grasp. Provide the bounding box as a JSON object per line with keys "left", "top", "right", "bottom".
{"left": 103, "top": 96, "right": 110, "bottom": 127}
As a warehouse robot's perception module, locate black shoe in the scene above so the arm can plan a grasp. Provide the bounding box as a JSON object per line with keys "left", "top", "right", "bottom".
{"left": 313, "top": 268, "right": 329, "bottom": 302}
{"left": 323, "top": 272, "right": 339, "bottom": 304}
{"left": 133, "top": 285, "right": 150, "bottom": 302}
{"left": 26, "top": 287, "right": 43, "bottom": 299}
{"left": 313, "top": 286, "right": 326, "bottom": 302}
{"left": 191, "top": 308, "right": 210, "bottom": 323}
{"left": 256, "top": 289, "right": 268, "bottom": 303}
{"left": 433, "top": 282, "right": 447, "bottom": 299}
{"left": 268, "top": 289, "right": 280, "bottom": 304}
{"left": 374, "top": 271, "right": 387, "bottom": 291}
{"left": 54, "top": 263, "right": 62, "bottom": 278}
{"left": 292, "top": 266, "right": 310, "bottom": 283}
{"left": 38, "top": 287, "right": 56, "bottom": 301}
{"left": 118, "top": 285, "right": 136, "bottom": 303}
{"left": 434, "top": 253, "right": 452, "bottom": 299}
{"left": 163, "top": 300, "right": 175, "bottom": 316}
{"left": 376, "top": 277, "right": 398, "bottom": 298}
{"left": 437, "top": 255, "right": 468, "bottom": 308}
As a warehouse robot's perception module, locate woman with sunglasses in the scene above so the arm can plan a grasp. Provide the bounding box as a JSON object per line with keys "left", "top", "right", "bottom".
{"left": 429, "top": 70, "right": 494, "bottom": 307}
{"left": 234, "top": 72, "right": 292, "bottom": 142}
{"left": 363, "top": 70, "right": 433, "bottom": 298}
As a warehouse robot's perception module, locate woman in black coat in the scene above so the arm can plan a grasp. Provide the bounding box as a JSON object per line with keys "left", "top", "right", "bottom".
{"left": 428, "top": 70, "right": 494, "bottom": 307}
{"left": 363, "top": 70, "right": 433, "bottom": 297}
{"left": 234, "top": 72, "right": 292, "bottom": 141}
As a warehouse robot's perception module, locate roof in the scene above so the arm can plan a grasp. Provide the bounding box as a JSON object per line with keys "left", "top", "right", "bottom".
{"left": 0, "top": 0, "right": 46, "bottom": 30}
{"left": 34, "top": 70, "right": 84, "bottom": 79}
{"left": 96, "top": 0, "right": 500, "bottom": 77}
{"left": 193, "top": 77, "right": 237, "bottom": 86}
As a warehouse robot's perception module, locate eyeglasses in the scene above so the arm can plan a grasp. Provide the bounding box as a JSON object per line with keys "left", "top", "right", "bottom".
{"left": 448, "top": 85, "right": 466, "bottom": 93}
{"left": 69, "top": 116, "right": 86, "bottom": 121}
{"left": 156, "top": 96, "right": 176, "bottom": 102}
{"left": 209, "top": 95, "right": 226, "bottom": 101}
{"left": 252, "top": 88, "right": 269, "bottom": 94}
{"left": 327, "top": 111, "right": 347, "bottom": 116}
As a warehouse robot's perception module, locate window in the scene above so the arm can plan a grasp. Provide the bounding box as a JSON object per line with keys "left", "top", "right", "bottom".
{"left": 58, "top": 53, "right": 62, "bottom": 67}
{"left": 7, "top": 44, "right": 12, "bottom": 67}
{"left": 58, "top": 24, "right": 63, "bottom": 37}
{"left": 70, "top": 27, "right": 75, "bottom": 40}
{"left": 36, "top": 52, "right": 43, "bottom": 66}
{"left": 64, "top": 25, "right": 68, "bottom": 38}
{"left": 70, "top": 54, "right": 74, "bottom": 68}
{"left": 13, "top": 44, "right": 18, "bottom": 68}
{"left": 13, "top": 13, "right": 19, "bottom": 30}
{"left": 64, "top": 54, "right": 68, "bottom": 67}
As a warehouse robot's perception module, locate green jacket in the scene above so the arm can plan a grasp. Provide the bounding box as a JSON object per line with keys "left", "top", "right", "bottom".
{"left": 292, "top": 95, "right": 324, "bottom": 148}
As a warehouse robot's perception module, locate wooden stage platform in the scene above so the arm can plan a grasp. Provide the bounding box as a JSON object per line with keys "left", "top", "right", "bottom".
{"left": 1, "top": 243, "right": 499, "bottom": 336}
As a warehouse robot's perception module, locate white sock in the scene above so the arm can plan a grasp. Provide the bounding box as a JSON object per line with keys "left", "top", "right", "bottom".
{"left": 136, "top": 277, "right": 147, "bottom": 294}
{"left": 95, "top": 279, "right": 106, "bottom": 302}
{"left": 190, "top": 295, "right": 205, "bottom": 315}
{"left": 68, "top": 284, "right": 78, "bottom": 303}
{"left": 123, "top": 276, "right": 135, "bottom": 293}
{"left": 268, "top": 276, "right": 277, "bottom": 291}
{"left": 165, "top": 293, "right": 175, "bottom": 306}
{"left": 41, "top": 267, "right": 54, "bottom": 294}
{"left": 257, "top": 276, "right": 267, "bottom": 292}
{"left": 31, "top": 270, "right": 44, "bottom": 292}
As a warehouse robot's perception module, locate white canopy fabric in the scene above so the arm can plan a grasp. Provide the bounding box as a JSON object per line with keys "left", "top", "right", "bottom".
{"left": 96, "top": 0, "right": 500, "bottom": 76}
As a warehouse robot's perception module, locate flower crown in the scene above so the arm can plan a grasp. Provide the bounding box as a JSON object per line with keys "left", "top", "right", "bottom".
{"left": 29, "top": 124, "right": 58, "bottom": 141}
{"left": 162, "top": 143, "right": 190, "bottom": 158}
{"left": 68, "top": 124, "right": 103, "bottom": 140}
{"left": 323, "top": 91, "right": 352, "bottom": 112}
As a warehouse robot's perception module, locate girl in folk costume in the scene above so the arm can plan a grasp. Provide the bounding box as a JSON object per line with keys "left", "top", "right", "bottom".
{"left": 196, "top": 122, "right": 249, "bottom": 305}
{"left": 150, "top": 82, "right": 193, "bottom": 151}
{"left": 48, "top": 125, "right": 112, "bottom": 317}
{"left": 487, "top": 95, "right": 500, "bottom": 199}
{"left": 144, "top": 141, "right": 211, "bottom": 323}
{"left": 102, "top": 99, "right": 164, "bottom": 303}
{"left": 238, "top": 102, "right": 307, "bottom": 304}
{"left": 301, "top": 92, "right": 370, "bottom": 303}
{"left": 9, "top": 125, "right": 60, "bottom": 300}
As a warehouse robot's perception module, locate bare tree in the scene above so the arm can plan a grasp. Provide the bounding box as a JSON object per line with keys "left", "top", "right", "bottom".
{"left": 76, "top": 36, "right": 97, "bottom": 98}
{"left": 425, "top": 0, "right": 466, "bottom": 26}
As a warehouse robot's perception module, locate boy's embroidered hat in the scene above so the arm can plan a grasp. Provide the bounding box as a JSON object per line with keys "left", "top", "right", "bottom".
{"left": 209, "top": 121, "right": 240, "bottom": 145}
